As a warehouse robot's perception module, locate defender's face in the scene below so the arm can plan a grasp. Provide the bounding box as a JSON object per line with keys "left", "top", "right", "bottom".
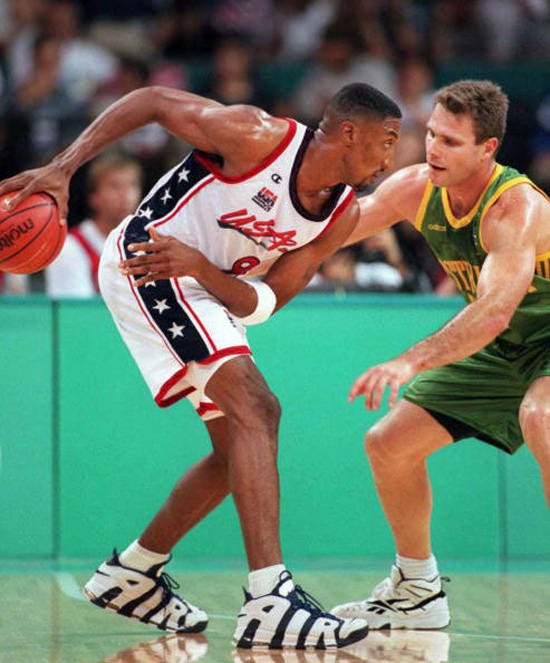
{"left": 425, "top": 103, "right": 489, "bottom": 187}
{"left": 345, "top": 117, "right": 401, "bottom": 192}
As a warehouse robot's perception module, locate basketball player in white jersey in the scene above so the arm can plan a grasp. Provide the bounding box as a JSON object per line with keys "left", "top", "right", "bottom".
{"left": 0, "top": 83, "right": 401, "bottom": 649}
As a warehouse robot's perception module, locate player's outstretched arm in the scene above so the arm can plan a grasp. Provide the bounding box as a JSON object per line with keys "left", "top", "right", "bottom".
{"left": 343, "top": 164, "right": 428, "bottom": 246}
{"left": 0, "top": 87, "right": 284, "bottom": 219}
{"left": 351, "top": 183, "right": 542, "bottom": 410}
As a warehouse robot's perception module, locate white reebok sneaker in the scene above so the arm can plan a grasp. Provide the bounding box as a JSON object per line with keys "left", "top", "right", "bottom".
{"left": 330, "top": 565, "right": 450, "bottom": 630}
{"left": 232, "top": 571, "right": 369, "bottom": 649}
{"left": 84, "top": 549, "right": 208, "bottom": 633}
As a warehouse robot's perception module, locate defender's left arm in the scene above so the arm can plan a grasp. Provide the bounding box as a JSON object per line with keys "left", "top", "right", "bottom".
{"left": 122, "top": 200, "right": 359, "bottom": 318}
{"left": 351, "top": 184, "right": 543, "bottom": 408}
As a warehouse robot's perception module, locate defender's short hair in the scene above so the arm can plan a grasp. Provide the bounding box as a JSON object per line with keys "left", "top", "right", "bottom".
{"left": 328, "top": 83, "right": 402, "bottom": 122}
{"left": 435, "top": 80, "right": 509, "bottom": 144}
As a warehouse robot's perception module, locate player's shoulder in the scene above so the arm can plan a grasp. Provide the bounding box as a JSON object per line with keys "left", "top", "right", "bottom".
{"left": 374, "top": 163, "right": 431, "bottom": 220}
{"left": 486, "top": 176, "right": 549, "bottom": 222}
{"left": 212, "top": 104, "right": 288, "bottom": 136}
{"left": 385, "top": 163, "right": 430, "bottom": 191}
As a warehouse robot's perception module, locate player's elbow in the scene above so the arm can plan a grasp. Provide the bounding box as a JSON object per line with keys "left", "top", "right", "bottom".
{"left": 486, "top": 305, "right": 514, "bottom": 337}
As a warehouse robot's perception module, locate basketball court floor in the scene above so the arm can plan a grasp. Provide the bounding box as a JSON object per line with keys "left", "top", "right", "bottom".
{"left": 2, "top": 562, "right": 549, "bottom": 663}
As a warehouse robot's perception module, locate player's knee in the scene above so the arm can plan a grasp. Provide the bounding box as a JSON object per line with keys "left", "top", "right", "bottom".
{"left": 364, "top": 425, "right": 409, "bottom": 468}
{"left": 519, "top": 401, "right": 550, "bottom": 436}
{"left": 225, "top": 382, "right": 281, "bottom": 434}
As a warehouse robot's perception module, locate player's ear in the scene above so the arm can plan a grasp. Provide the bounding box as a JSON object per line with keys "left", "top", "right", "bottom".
{"left": 483, "top": 137, "right": 499, "bottom": 160}
{"left": 340, "top": 120, "right": 357, "bottom": 147}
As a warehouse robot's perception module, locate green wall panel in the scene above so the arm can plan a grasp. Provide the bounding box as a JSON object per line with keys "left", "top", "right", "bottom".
{"left": 0, "top": 299, "right": 54, "bottom": 558}
{"left": 56, "top": 300, "right": 243, "bottom": 559}
{"left": 504, "top": 448, "right": 550, "bottom": 560}
{"left": 1, "top": 294, "right": 548, "bottom": 563}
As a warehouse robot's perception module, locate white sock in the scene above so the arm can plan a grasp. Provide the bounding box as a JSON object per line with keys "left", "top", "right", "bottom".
{"left": 248, "top": 564, "right": 289, "bottom": 597}
{"left": 119, "top": 540, "right": 170, "bottom": 573}
{"left": 396, "top": 553, "right": 438, "bottom": 580}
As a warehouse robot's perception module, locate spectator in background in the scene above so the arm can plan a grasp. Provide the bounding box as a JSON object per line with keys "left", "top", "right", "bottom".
{"left": 394, "top": 56, "right": 434, "bottom": 129}
{"left": 0, "top": 273, "right": 29, "bottom": 296}
{"left": 44, "top": 0, "right": 117, "bottom": 105}
{"left": 1, "top": 0, "right": 44, "bottom": 88}
{"left": 273, "top": 0, "right": 336, "bottom": 60}
{"left": 291, "top": 23, "right": 396, "bottom": 126}
{"left": 45, "top": 154, "right": 142, "bottom": 298}
{"left": 11, "top": 34, "right": 88, "bottom": 165}
{"left": 198, "top": 39, "right": 274, "bottom": 111}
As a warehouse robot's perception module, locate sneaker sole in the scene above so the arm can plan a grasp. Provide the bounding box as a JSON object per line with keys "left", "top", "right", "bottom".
{"left": 83, "top": 587, "right": 208, "bottom": 634}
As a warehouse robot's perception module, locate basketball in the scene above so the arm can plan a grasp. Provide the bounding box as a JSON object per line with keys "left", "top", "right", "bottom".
{"left": 0, "top": 191, "right": 66, "bottom": 274}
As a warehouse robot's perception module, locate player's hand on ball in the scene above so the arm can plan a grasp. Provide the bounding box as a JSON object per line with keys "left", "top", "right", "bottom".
{"left": 349, "top": 357, "right": 416, "bottom": 410}
{"left": 121, "top": 228, "right": 206, "bottom": 286}
{"left": 0, "top": 164, "right": 70, "bottom": 225}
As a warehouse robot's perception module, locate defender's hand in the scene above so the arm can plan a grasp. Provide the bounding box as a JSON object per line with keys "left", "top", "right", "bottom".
{"left": 0, "top": 164, "right": 70, "bottom": 225}
{"left": 120, "top": 228, "right": 206, "bottom": 286}
{"left": 349, "top": 357, "right": 416, "bottom": 410}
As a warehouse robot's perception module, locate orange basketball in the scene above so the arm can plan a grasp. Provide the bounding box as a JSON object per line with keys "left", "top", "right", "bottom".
{"left": 0, "top": 191, "right": 66, "bottom": 274}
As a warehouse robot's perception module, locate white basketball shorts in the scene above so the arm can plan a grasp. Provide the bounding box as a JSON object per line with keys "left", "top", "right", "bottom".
{"left": 98, "top": 226, "right": 252, "bottom": 421}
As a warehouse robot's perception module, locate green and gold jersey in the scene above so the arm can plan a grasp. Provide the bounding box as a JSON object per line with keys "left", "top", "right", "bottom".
{"left": 414, "top": 164, "right": 550, "bottom": 347}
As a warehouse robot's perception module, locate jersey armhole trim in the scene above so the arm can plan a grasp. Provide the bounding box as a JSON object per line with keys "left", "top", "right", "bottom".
{"left": 315, "top": 189, "right": 355, "bottom": 240}
{"left": 414, "top": 179, "right": 433, "bottom": 231}
{"left": 193, "top": 118, "right": 297, "bottom": 184}
{"left": 478, "top": 177, "right": 546, "bottom": 253}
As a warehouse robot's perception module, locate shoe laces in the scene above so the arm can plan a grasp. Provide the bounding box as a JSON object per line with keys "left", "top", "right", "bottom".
{"left": 290, "top": 585, "right": 328, "bottom": 617}
{"left": 157, "top": 571, "right": 180, "bottom": 599}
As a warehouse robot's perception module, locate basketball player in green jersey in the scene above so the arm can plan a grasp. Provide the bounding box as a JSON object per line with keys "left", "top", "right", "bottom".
{"left": 331, "top": 80, "right": 550, "bottom": 629}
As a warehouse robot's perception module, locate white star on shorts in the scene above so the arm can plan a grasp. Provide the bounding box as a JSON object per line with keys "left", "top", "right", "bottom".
{"left": 168, "top": 322, "right": 185, "bottom": 338}
{"left": 138, "top": 207, "right": 153, "bottom": 219}
{"left": 153, "top": 299, "right": 171, "bottom": 314}
{"left": 178, "top": 168, "right": 190, "bottom": 183}
{"left": 161, "top": 188, "right": 172, "bottom": 205}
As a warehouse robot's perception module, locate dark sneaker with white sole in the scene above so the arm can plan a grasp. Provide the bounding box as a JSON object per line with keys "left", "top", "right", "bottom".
{"left": 232, "top": 571, "right": 369, "bottom": 649}
{"left": 84, "top": 549, "right": 208, "bottom": 633}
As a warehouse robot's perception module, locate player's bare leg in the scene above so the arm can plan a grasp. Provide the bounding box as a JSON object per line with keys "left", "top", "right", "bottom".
{"left": 365, "top": 400, "right": 452, "bottom": 558}
{"left": 139, "top": 417, "right": 231, "bottom": 553}
{"left": 204, "top": 355, "right": 282, "bottom": 570}
{"left": 332, "top": 400, "right": 452, "bottom": 628}
{"left": 519, "top": 376, "right": 550, "bottom": 507}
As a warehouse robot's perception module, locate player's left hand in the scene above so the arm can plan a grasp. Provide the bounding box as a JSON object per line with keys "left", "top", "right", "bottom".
{"left": 120, "top": 228, "right": 206, "bottom": 286}
{"left": 349, "top": 357, "right": 416, "bottom": 410}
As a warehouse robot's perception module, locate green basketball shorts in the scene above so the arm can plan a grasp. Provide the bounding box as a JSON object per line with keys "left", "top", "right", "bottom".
{"left": 404, "top": 340, "right": 550, "bottom": 454}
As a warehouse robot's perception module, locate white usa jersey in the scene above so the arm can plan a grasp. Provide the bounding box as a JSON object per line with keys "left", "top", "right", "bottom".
{"left": 120, "top": 119, "right": 354, "bottom": 278}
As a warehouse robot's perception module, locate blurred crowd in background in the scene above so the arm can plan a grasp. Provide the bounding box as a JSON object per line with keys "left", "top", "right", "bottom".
{"left": 0, "top": 0, "right": 549, "bottom": 296}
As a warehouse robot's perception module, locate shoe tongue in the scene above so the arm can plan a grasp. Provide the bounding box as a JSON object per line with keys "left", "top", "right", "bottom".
{"left": 278, "top": 577, "right": 294, "bottom": 597}
{"left": 276, "top": 570, "right": 295, "bottom": 597}
{"left": 391, "top": 565, "right": 404, "bottom": 584}
{"left": 147, "top": 561, "right": 166, "bottom": 577}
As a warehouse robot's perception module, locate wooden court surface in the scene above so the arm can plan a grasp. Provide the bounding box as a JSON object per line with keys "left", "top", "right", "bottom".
{"left": 2, "top": 567, "right": 549, "bottom": 662}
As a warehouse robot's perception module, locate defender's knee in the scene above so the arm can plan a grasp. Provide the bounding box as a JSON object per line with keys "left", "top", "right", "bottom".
{"left": 519, "top": 401, "right": 550, "bottom": 436}
{"left": 364, "top": 424, "right": 421, "bottom": 470}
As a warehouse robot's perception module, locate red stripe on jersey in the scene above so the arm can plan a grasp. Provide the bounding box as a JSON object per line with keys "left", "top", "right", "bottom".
{"left": 194, "top": 119, "right": 297, "bottom": 184}
{"left": 70, "top": 227, "right": 101, "bottom": 292}
{"left": 153, "top": 176, "right": 215, "bottom": 228}
{"left": 155, "top": 370, "right": 194, "bottom": 408}
{"left": 116, "top": 231, "right": 187, "bottom": 368}
{"left": 316, "top": 189, "right": 355, "bottom": 240}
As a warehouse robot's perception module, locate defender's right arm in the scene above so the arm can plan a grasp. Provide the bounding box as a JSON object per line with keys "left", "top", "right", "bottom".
{"left": 343, "top": 164, "right": 429, "bottom": 245}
